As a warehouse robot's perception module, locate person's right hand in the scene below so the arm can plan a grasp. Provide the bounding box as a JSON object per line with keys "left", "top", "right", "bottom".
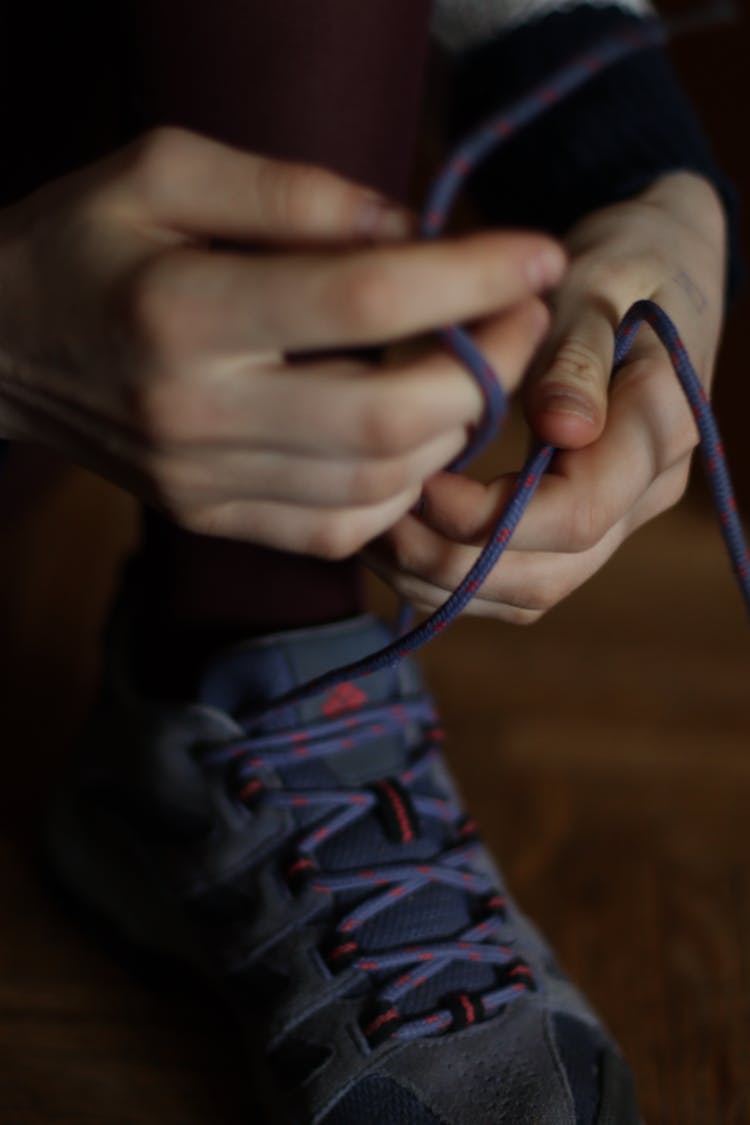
{"left": 0, "top": 126, "right": 565, "bottom": 556}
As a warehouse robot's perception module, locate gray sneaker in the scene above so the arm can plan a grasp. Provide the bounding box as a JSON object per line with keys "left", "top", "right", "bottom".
{"left": 44, "top": 571, "right": 642, "bottom": 1124}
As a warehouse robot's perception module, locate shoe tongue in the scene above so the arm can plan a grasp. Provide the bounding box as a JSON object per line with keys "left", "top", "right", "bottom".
{"left": 196, "top": 614, "right": 423, "bottom": 785}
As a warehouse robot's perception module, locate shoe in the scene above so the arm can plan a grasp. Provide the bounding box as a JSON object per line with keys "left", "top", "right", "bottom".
{"left": 44, "top": 566, "right": 642, "bottom": 1124}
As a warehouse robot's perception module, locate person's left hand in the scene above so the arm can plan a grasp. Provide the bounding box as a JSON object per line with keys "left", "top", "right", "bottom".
{"left": 363, "top": 171, "right": 728, "bottom": 623}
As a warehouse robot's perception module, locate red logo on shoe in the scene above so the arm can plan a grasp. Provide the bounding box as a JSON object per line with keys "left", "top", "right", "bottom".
{"left": 322, "top": 681, "right": 367, "bottom": 716}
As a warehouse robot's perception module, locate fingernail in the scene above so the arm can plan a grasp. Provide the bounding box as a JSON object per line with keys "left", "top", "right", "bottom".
{"left": 356, "top": 194, "right": 414, "bottom": 240}
{"left": 538, "top": 389, "right": 596, "bottom": 423}
{"left": 526, "top": 247, "right": 566, "bottom": 289}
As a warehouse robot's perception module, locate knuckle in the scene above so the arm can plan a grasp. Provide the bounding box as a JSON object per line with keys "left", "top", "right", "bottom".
{"left": 356, "top": 397, "right": 419, "bottom": 457}
{"left": 578, "top": 252, "right": 658, "bottom": 300}
{"left": 565, "top": 494, "right": 606, "bottom": 553}
{"left": 306, "top": 515, "right": 364, "bottom": 561}
{"left": 124, "top": 126, "right": 194, "bottom": 201}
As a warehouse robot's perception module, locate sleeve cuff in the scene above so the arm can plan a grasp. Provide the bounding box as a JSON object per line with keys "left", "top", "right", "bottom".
{"left": 445, "top": 4, "right": 744, "bottom": 305}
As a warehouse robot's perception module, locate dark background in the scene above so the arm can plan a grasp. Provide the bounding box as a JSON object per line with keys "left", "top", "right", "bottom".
{"left": 0, "top": 5, "right": 748, "bottom": 1123}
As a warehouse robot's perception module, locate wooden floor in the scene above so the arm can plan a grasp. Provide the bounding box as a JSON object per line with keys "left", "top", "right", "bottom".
{"left": 0, "top": 442, "right": 748, "bottom": 1125}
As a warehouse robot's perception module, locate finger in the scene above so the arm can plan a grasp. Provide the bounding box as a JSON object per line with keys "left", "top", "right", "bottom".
{"left": 183, "top": 483, "right": 422, "bottom": 557}
{"left": 524, "top": 300, "right": 616, "bottom": 449}
{"left": 367, "top": 458, "right": 693, "bottom": 622}
{"left": 108, "top": 127, "right": 415, "bottom": 244}
{"left": 419, "top": 331, "right": 697, "bottom": 555}
{"left": 156, "top": 426, "right": 469, "bottom": 508}
{"left": 364, "top": 514, "right": 627, "bottom": 625}
{"left": 144, "top": 231, "right": 564, "bottom": 355}
{"left": 182, "top": 297, "right": 550, "bottom": 454}
{"left": 392, "top": 456, "right": 689, "bottom": 594}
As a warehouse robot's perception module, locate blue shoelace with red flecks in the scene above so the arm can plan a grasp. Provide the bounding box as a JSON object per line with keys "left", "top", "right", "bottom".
{"left": 244, "top": 15, "right": 750, "bottom": 713}
{"left": 204, "top": 698, "right": 526, "bottom": 1042}
{"left": 202, "top": 17, "right": 750, "bottom": 1046}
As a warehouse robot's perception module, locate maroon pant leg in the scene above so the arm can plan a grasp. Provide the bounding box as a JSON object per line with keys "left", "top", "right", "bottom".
{"left": 129, "top": 2, "right": 432, "bottom": 640}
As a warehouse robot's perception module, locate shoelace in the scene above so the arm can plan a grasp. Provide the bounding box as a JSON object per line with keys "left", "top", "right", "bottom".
{"left": 205, "top": 695, "right": 528, "bottom": 1044}
{"left": 241, "top": 15, "right": 750, "bottom": 719}
{"left": 203, "top": 16, "right": 749, "bottom": 1045}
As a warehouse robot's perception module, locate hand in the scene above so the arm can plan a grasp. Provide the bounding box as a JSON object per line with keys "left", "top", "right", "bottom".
{"left": 0, "top": 126, "right": 564, "bottom": 556}
{"left": 365, "top": 171, "right": 727, "bottom": 622}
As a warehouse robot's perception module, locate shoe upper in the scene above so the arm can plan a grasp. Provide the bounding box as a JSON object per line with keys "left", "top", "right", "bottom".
{"left": 49, "top": 584, "right": 636, "bottom": 1125}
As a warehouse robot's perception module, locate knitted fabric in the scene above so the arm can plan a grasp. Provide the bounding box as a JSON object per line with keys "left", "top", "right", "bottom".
{"left": 443, "top": 3, "right": 744, "bottom": 304}
{"left": 432, "top": 0, "right": 653, "bottom": 49}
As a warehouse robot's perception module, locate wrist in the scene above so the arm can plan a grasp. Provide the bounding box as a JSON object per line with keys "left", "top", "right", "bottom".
{"left": 447, "top": 6, "right": 744, "bottom": 305}
{"left": 640, "top": 170, "right": 726, "bottom": 239}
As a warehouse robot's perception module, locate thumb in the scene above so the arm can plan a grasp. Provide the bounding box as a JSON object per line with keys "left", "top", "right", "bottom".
{"left": 525, "top": 305, "right": 614, "bottom": 449}
{"left": 109, "top": 126, "right": 414, "bottom": 245}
